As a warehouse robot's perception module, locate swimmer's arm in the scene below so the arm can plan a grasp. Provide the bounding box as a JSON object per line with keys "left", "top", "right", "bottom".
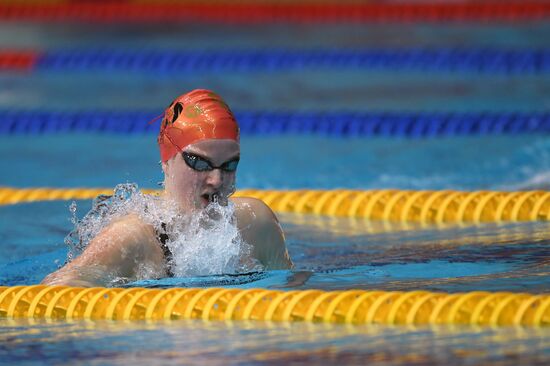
{"left": 256, "top": 216, "right": 293, "bottom": 270}
{"left": 236, "top": 198, "right": 293, "bottom": 270}
{"left": 41, "top": 215, "right": 166, "bottom": 287}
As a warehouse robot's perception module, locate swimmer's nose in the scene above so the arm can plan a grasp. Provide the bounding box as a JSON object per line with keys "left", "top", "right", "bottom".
{"left": 205, "top": 168, "right": 223, "bottom": 188}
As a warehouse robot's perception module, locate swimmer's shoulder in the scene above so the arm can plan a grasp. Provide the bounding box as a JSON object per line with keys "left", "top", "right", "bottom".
{"left": 231, "top": 197, "right": 292, "bottom": 269}
{"left": 231, "top": 196, "right": 280, "bottom": 225}
{"left": 101, "top": 213, "right": 167, "bottom": 270}
{"left": 110, "top": 213, "right": 154, "bottom": 234}
{"left": 102, "top": 213, "right": 162, "bottom": 252}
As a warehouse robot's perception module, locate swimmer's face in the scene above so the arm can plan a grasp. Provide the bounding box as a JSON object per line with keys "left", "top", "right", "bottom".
{"left": 162, "top": 139, "right": 240, "bottom": 211}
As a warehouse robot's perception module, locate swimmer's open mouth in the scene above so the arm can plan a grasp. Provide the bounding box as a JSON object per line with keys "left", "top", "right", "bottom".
{"left": 201, "top": 193, "right": 220, "bottom": 205}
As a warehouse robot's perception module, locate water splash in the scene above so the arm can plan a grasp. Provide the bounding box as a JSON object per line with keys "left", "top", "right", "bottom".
{"left": 165, "top": 200, "right": 262, "bottom": 277}
{"left": 64, "top": 183, "right": 262, "bottom": 283}
{"left": 504, "top": 170, "right": 550, "bottom": 190}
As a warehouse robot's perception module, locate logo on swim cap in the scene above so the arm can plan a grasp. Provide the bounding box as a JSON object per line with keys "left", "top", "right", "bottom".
{"left": 158, "top": 89, "right": 240, "bottom": 163}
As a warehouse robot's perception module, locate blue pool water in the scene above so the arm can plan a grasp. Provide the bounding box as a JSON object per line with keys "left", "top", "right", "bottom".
{"left": 1, "top": 133, "right": 550, "bottom": 364}
{"left": 1, "top": 320, "right": 549, "bottom": 366}
{"left": 1, "top": 19, "right": 550, "bottom": 366}
{"left": 1, "top": 132, "right": 549, "bottom": 292}
{"left": 2, "top": 134, "right": 550, "bottom": 190}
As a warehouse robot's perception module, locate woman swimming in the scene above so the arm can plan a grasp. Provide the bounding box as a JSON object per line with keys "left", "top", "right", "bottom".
{"left": 42, "top": 89, "right": 293, "bottom": 287}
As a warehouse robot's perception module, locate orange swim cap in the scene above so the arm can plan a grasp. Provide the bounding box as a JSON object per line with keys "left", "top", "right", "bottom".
{"left": 158, "top": 89, "right": 240, "bottom": 162}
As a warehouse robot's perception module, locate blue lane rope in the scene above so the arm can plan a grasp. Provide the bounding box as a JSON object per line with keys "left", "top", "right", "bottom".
{"left": 1, "top": 110, "right": 549, "bottom": 137}
{"left": 33, "top": 48, "right": 550, "bottom": 74}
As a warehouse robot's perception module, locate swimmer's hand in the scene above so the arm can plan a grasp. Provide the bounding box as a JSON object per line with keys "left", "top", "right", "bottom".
{"left": 42, "top": 265, "right": 115, "bottom": 288}
{"left": 273, "top": 271, "right": 313, "bottom": 289}
{"left": 41, "top": 214, "right": 167, "bottom": 287}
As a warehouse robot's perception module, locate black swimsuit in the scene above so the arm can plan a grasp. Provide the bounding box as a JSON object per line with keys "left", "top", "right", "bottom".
{"left": 157, "top": 223, "right": 174, "bottom": 277}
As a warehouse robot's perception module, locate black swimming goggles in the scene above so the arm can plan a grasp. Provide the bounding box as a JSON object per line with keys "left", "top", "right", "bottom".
{"left": 182, "top": 151, "right": 239, "bottom": 172}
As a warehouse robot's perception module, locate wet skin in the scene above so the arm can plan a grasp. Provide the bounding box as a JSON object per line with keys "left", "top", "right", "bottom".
{"left": 42, "top": 139, "right": 293, "bottom": 287}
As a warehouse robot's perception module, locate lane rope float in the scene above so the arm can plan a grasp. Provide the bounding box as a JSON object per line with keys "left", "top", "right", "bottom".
{"left": 1, "top": 2, "right": 549, "bottom": 24}
{"left": 2, "top": 48, "right": 550, "bottom": 74}
{"left": 1, "top": 187, "right": 549, "bottom": 224}
{"left": 0, "top": 286, "right": 548, "bottom": 326}
{"left": 1, "top": 110, "right": 548, "bottom": 137}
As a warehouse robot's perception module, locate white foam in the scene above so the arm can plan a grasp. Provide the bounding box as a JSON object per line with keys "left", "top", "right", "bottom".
{"left": 502, "top": 170, "right": 550, "bottom": 191}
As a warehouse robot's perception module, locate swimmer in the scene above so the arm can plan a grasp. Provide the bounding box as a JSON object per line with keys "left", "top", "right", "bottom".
{"left": 42, "top": 89, "right": 293, "bottom": 287}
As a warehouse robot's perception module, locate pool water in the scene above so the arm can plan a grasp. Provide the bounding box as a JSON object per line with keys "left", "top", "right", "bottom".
{"left": 2, "top": 319, "right": 549, "bottom": 366}
{"left": 2, "top": 134, "right": 550, "bottom": 190}
{"left": 1, "top": 17, "right": 550, "bottom": 366}
{"left": 1, "top": 134, "right": 550, "bottom": 364}
{"left": 1, "top": 198, "right": 550, "bottom": 365}
{"left": 2, "top": 132, "right": 550, "bottom": 290}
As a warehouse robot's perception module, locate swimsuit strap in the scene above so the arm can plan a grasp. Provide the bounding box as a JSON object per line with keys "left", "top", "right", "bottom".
{"left": 157, "top": 222, "right": 174, "bottom": 277}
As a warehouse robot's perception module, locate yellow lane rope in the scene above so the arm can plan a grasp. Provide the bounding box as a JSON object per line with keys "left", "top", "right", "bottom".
{"left": 1, "top": 187, "right": 550, "bottom": 224}
{"left": 0, "top": 286, "right": 548, "bottom": 326}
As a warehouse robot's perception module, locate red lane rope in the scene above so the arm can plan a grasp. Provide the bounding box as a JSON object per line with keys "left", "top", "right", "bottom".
{"left": 0, "top": 2, "right": 549, "bottom": 23}
{"left": 0, "top": 51, "right": 38, "bottom": 72}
